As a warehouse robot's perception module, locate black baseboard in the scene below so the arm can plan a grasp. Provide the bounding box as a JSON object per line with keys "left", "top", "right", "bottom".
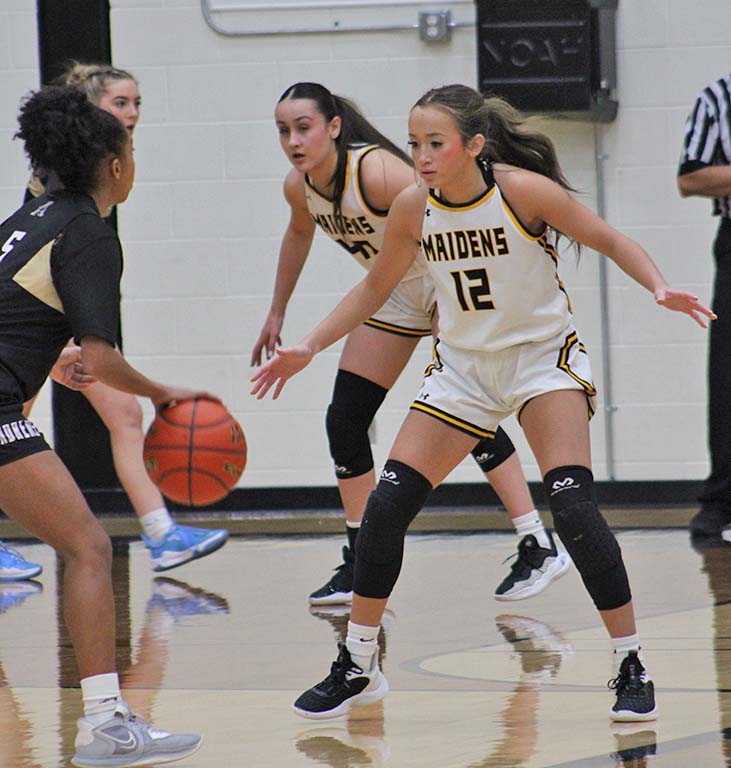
{"left": 76, "top": 480, "right": 703, "bottom": 516}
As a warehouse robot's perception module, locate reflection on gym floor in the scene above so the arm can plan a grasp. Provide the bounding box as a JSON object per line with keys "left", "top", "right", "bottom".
{"left": 0, "top": 528, "right": 729, "bottom": 767}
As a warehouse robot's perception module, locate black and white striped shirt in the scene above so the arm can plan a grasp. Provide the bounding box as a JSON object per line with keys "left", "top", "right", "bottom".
{"left": 678, "top": 73, "right": 731, "bottom": 219}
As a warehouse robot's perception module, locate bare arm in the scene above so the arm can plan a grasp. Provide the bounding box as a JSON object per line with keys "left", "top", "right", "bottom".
{"left": 81, "top": 337, "right": 210, "bottom": 407}
{"left": 677, "top": 165, "right": 731, "bottom": 198}
{"left": 250, "top": 170, "right": 316, "bottom": 365}
{"left": 359, "top": 148, "right": 415, "bottom": 211}
{"left": 496, "top": 166, "right": 716, "bottom": 327}
{"left": 251, "top": 184, "right": 426, "bottom": 399}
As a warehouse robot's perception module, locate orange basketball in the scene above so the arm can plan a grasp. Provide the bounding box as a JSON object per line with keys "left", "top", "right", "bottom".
{"left": 143, "top": 398, "right": 247, "bottom": 507}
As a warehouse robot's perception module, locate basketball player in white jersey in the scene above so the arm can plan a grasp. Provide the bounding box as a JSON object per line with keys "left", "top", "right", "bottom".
{"left": 252, "top": 82, "right": 570, "bottom": 607}
{"left": 253, "top": 84, "right": 715, "bottom": 722}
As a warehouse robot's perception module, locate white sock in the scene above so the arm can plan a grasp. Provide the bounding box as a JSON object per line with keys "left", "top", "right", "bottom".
{"left": 346, "top": 521, "right": 360, "bottom": 552}
{"left": 139, "top": 507, "right": 174, "bottom": 542}
{"left": 346, "top": 621, "right": 378, "bottom": 672}
{"left": 611, "top": 633, "right": 646, "bottom": 675}
{"left": 81, "top": 673, "right": 121, "bottom": 726}
{"left": 513, "top": 510, "right": 551, "bottom": 549}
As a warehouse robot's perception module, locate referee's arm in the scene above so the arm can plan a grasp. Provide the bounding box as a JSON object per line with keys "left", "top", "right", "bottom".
{"left": 678, "top": 166, "right": 731, "bottom": 198}
{"left": 677, "top": 90, "right": 731, "bottom": 198}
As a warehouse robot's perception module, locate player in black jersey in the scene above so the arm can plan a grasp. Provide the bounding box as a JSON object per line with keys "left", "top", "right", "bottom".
{"left": 3, "top": 85, "right": 204, "bottom": 767}
{"left": 14, "top": 63, "right": 228, "bottom": 576}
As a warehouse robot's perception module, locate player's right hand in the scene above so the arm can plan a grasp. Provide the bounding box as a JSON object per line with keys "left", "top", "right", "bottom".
{"left": 250, "top": 344, "right": 313, "bottom": 400}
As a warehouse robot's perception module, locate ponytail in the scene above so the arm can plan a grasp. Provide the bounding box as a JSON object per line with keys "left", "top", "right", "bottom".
{"left": 414, "top": 84, "right": 578, "bottom": 248}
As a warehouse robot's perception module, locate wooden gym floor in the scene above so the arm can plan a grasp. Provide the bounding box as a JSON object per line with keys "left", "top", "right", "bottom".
{"left": 0, "top": 520, "right": 728, "bottom": 767}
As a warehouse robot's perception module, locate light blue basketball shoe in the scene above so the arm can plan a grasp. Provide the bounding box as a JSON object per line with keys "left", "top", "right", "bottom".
{"left": 0, "top": 541, "right": 43, "bottom": 581}
{"left": 142, "top": 524, "right": 228, "bottom": 572}
{"left": 0, "top": 580, "right": 43, "bottom": 614}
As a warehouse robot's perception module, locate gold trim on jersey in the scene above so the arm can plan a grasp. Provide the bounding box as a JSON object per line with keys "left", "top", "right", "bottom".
{"left": 13, "top": 239, "right": 64, "bottom": 313}
{"left": 354, "top": 145, "right": 389, "bottom": 218}
{"left": 514, "top": 332, "right": 596, "bottom": 424}
{"left": 428, "top": 186, "right": 496, "bottom": 212}
{"left": 538, "top": 235, "right": 573, "bottom": 314}
{"left": 500, "top": 198, "right": 546, "bottom": 241}
{"left": 410, "top": 401, "right": 494, "bottom": 439}
{"left": 557, "top": 331, "right": 596, "bottom": 395}
{"left": 363, "top": 318, "right": 431, "bottom": 337}
{"left": 28, "top": 174, "right": 45, "bottom": 199}
{"left": 422, "top": 339, "right": 444, "bottom": 379}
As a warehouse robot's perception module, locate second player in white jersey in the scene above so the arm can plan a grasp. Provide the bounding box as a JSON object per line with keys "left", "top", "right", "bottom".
{"left": 305, "top": 142, "right": 426, "bottom": 283}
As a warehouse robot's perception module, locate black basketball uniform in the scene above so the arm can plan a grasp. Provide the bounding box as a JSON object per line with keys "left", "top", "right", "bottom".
{"left": 0, "top": 190, "right": 121, "bottom": 465}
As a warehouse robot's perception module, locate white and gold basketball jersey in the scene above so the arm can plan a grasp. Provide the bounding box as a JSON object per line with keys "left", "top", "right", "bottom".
{"left": 305, "top": 144, "right": 427, "bottom": 280}
{"left": 422, "top": 168, "right": 572, "bottom": 352}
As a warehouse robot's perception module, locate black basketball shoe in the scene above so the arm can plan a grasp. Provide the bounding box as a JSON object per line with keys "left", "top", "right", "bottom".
{"left": 608, "top": 651, "right": 657, "bottom": 722}
{"left": 494, "top": 532, "right": 572, "bottom": 601}
{"left": 309, "top": 546, "right": 355, "bottom": 605}
{"left": 689, "top": 507, "right": 731, "bottom": 537}
{"left": 293, "top": 643, "right": 388, "bottom": 719}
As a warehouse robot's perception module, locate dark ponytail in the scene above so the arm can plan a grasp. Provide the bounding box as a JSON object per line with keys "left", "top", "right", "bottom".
{"left": 414, "top": 84, "right": 577, "bottom": 247}
{"left": 278, "top": 82, "right": 411, "bottom": 221}
{"left": 15, "top": 85, "right": 128, "bottom": 194}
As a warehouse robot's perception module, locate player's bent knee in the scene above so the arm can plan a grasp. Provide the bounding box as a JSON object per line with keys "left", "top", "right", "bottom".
{"left": 354, "top": 460, "right": 432, "bottom": 599}
{"left": 544, "top": 465, "right": 631, "bottom": 611}
{"left": 326, "top": 403, "right": 374, "bottom": 479}
{"left": 326, "top": 371, "right": 387, "bottom": 479}
{"left": 471, "top": 426, "right": 516, "bottom": 473}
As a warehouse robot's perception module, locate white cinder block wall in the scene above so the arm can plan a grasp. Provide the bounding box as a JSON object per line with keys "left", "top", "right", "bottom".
{"left": 2, "top": 1, "right": 730, "bottom": 489}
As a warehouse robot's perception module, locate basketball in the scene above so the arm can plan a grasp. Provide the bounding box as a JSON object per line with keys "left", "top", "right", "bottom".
{"left": 143, "top": 398, "right": 247, "bottom": 507}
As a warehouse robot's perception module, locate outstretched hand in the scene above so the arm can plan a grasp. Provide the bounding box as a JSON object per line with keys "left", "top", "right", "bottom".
{"left": 250, "top": 344, "right": 314, "bottom": 400}
{"left": 654, "top": 287, "right": 716, "bottom": 328}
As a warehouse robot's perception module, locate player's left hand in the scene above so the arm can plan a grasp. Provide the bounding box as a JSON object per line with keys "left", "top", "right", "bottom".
{"left": 655, "top": 287, "right": 716, "bottom": 328}
{"left": 250, "top": 344, "right": 314, "bottom": 400}
{"left": 50, "top": 345, "right": 96, "bottom": 390}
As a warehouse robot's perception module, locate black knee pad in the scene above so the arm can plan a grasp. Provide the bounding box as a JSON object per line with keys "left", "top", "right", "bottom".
{"left": 471, "top": 426, "right": 516, "bottom": 473}
{"left": 544, "top": 466, "right": 631, "bottom": 611}
{"left": 326, "top": 370, "right": 387, "bottom": 479}
{"left": 354, "top": 460, "right": 432, "bottom": 599}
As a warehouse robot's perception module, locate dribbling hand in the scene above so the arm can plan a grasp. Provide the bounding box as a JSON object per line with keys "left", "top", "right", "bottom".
{"left": 654, "top": 287, "right": 716, "bottom": 328}
{"left": 250, "top": 344, "right": 314, "bottom": 400}
{"left": 152, "top": 389, "right": 220, "bottom": 412}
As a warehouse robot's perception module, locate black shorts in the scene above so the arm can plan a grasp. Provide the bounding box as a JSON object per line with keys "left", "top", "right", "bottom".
{"left": 0, "top": 402, "right": 51, "bottom": 467}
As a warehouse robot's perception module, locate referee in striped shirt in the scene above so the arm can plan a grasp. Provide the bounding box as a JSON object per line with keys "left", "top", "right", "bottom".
{"left": 678, "top": 72, "right": 731, "bottom": 539}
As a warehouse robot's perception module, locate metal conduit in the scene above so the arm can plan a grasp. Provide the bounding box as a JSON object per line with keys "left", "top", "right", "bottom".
{"left": 594, "top": 121, "right": 617, "bottom": 479}
{"left": 201, "top": 0, "right": 474, "bottom": 36}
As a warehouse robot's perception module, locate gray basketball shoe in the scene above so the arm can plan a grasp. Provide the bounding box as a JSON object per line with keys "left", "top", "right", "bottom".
{"left": 72, "top": 702, "right": 202, "bottom": 767}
